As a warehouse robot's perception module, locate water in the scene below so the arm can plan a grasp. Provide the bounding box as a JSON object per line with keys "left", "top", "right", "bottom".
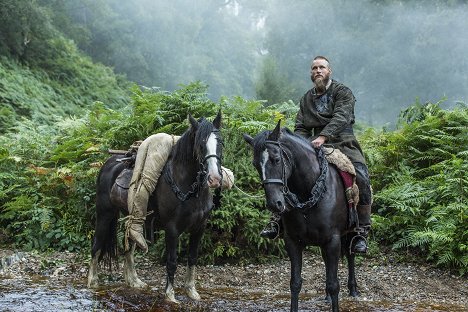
{"left": 0, "top": 251, "right": 466, "bottom": 312}
{"left": 1, "top": 277, "right": 466, "bottom": 312}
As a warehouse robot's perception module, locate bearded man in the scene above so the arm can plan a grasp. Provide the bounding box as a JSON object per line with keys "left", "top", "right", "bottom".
{"left": 260, "top": 56, "right": 373, "bottom": 254}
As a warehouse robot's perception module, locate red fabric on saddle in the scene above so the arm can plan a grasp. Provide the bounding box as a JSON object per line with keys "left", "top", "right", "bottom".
{"left": 338, "top": 170, "right": 355, "bottom": 209}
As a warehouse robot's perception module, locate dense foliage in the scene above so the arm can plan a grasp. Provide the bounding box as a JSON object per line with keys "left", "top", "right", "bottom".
{"left": 0, "top": 83, "right": 292, "bottom": 262}
{"left": 362, "top": 101, "right": 468, "bottom": 274}
{"left": 0, "top": 0, "right": 130, "bottom": 133}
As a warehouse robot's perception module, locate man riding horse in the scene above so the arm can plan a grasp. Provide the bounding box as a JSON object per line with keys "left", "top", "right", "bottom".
{"left": 260, "top": 55, "right": 372, "bottom": 254}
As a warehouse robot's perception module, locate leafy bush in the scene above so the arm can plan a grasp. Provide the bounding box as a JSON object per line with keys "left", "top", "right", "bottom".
{"left": 0, "top": 83, "right": 297, "bottom": 263}
{"left": 362, "top": 101, "right": 468, "bottom": 274}
{"left": 0, "top": 0, "right": 130, "bottom": 133}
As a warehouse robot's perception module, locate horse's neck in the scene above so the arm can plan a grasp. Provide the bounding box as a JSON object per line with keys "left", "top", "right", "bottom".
{"left": 287, "top": 143, "right": 321, "bottom": 193}
{"left": 170, "top": 151, "right": 199, "bottom": 184}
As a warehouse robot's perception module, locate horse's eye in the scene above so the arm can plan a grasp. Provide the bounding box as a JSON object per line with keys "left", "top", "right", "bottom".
{"left": 271, "top": 156, "right": 280, "bottom": 165}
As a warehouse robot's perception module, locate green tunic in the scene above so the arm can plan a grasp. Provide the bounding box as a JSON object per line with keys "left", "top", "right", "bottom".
{"left": 294, "top": 80, "right": 366, "bottom": 164}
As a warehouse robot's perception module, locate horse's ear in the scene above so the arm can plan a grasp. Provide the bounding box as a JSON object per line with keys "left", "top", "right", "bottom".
{"left": 243, "top": 133, "right": 254, "bottom": 147}
{"left": 268, "top": 120, "right": 282, "bottom": 141}
{"left": 188, "top": 114, "right": 199, "bottom": 130}
{"left": 213, "top": 110, "right": 222, "bottom": 129}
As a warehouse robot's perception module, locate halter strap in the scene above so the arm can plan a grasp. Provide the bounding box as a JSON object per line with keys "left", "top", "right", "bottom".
{"left": 262, "top": 179, "right": 284, "bottom": 185}
{"left": 203, "top": 154, "right": 220, "bottom": 162}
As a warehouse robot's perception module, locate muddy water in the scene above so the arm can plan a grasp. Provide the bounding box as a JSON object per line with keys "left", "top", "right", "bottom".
{"left": 0, "top": 276, "right": 466, "bottom": 312}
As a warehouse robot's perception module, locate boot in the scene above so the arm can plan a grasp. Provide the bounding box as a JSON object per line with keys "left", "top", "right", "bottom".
{"left": 260, "top": 213, "right": 281, "bottom": 239}
{"left": 126, "top": 216, "right": 148, "bottom": 253}
{"left": 352, "top": 204, "right": 372, "bottom": 254}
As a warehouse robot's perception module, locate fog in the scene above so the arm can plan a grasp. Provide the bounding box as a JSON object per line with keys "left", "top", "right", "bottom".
{"left": 67, "top": 0, "right": 468, "bottom": 126}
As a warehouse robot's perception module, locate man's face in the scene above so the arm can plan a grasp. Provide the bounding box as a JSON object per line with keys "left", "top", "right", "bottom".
{"left": 310, "top": 59, "right": 331, "bottom": 84}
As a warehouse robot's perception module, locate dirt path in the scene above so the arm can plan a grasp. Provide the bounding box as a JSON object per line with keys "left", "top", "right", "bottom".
{"left": 0, "top": 249, "right": 467, "bottom": 311}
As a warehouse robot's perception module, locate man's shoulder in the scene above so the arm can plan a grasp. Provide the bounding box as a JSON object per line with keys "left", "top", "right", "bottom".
{"left": 300, "top": 88, "right": 315, "bottom": 102}
{"left": 331, "top": 80, "right": 350, "bottom": 90}
{"left": 330, "top": 80, "right": 354, "bottom": 96}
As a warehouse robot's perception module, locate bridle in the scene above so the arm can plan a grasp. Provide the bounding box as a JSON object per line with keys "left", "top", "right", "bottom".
{"left": 261, "top": 140, "right": 329, "bottom": 214}
{"left": 163, "top": 129, "right": 222, "bottom": 202}
{"left": 261, "top": 140, "right": 291, "bottom": 196}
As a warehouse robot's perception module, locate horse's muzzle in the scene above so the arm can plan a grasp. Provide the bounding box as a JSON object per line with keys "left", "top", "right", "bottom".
{"left": 207, "top": 173, "right": 222, "bottom": 189}
{"left": 266, "top": 198, "right": 287, "bottom": 214}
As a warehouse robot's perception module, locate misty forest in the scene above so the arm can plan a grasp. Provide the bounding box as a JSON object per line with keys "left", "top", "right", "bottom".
{"left": 0, "top": 0, "right": 467, "bottom": 283}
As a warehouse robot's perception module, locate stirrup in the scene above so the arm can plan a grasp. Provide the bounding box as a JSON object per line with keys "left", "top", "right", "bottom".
{"left": 260, "top": 220, "right": 280, "bottom": 239}
{"left": 349, "top": 234, "right": 367, "bottom": 255}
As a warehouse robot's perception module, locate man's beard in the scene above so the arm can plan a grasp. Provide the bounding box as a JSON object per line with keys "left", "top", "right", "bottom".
{"left": 314, "top": 77, "right": 329, "bottom": 94}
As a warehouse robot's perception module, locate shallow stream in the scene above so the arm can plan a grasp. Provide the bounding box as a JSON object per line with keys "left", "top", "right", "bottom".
{"left": 0, "top": 251, "right": 466, "bottom": 311}
{"left": 1, "top": 277, "right": 465, "bottom": 311}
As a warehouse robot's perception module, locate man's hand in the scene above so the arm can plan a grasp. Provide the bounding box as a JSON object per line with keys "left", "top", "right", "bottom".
{"left": 311, "top": 135, "right": 327, "bottom": 148}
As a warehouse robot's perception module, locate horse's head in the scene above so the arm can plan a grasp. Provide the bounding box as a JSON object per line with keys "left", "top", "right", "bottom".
{"left": 188, "top": 111, "right": 223, "bottom": 189}
{"left": 244, "top": 121, "right": 292, "bottom": 215}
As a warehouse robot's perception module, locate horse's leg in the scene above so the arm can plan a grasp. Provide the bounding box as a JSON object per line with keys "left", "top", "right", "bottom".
{"left": 87, "top": 249, "right": 101, "bottom": 288}
{"left": 285, "top": 237, "right": 304, "bottom": 312}
{"left": 322, "top": 235, "right": 341, "bottom": 312}
{"left": 320, "top": 246, "right": 332, "bottom": 302}
{"left": 185, "top": 230, "right": 203, "bottom": 300}
{"left": 124, "top": 243, "right": 148, "bottom": 288}
{"left": 346, "top": 252, "right": 359, "bottom": 297}
{"left": 165, "top": 230, "right": 180, "bottom": 303}
{"left": 87, "top": 202, "right": 118, "bottom": 288}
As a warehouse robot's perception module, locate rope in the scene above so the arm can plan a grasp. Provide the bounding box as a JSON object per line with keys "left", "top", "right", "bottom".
{"left": 119, "top": 213, "right": 152, "bottom": 251}
{"left": 218, "top": 167, "right": 263, "bottom": 199}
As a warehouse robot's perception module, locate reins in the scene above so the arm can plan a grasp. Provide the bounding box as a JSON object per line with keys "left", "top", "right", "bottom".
{"left": 262, "top": 140, "right": 329, "bottom": 214}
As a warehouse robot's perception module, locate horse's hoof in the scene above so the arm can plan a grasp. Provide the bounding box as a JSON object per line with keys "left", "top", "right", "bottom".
{"left": 186, "top": 287, "right": 201, "bottom": 300}
{"left": 349, "top": 290, "right": 360, "bottom": 297}
{"left": 165, "top": 294, "right": 180, "bottom": 304}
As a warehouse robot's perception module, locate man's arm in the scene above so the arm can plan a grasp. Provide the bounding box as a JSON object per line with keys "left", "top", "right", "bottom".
{"left": 294, "top": 96, "right": 312, "bottom": 138}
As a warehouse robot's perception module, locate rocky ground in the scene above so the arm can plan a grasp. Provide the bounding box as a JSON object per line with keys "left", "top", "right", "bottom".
{"left": 0, "top": 248, "right": 467, "bottom": 311}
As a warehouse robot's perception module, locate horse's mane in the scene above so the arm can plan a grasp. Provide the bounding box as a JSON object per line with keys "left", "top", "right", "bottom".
{"left": 172, "top": 117, "right": 215, "bottom": 164}
{"left": 252, "top": 127, "right": 313, "bottom": 155}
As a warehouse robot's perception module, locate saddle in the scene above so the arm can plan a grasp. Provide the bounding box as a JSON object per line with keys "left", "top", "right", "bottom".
{"left": 108, "top": 142, "right": 141, "bottom": 209}
{"left": 323, "top": 147, "right": 359, "bottom": 207}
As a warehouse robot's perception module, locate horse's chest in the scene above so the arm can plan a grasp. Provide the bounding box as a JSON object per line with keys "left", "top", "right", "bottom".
{"left": 284, "top": 214, "right": 331, "bottom": 245}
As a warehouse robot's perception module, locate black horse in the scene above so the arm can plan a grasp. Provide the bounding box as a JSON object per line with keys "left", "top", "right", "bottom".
{"left": 244, "top": 121, "right": 359, "bottom": 312}
{"left": 87, "top": 113, "right": 223, "bottom": 303}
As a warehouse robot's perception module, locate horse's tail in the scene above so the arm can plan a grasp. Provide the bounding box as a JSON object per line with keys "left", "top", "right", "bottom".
{"left": 90, "top": 158, "right": 122, "bottom": 270}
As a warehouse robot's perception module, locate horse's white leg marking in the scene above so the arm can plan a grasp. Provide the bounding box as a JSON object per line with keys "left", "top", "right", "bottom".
{"left": 206, "top": 132, "right": 221, "bottom": 188}
{"left": 261, "top": 149, "right": 269, "bottom": 180}
{"left": 185, "top": 265, "right": 201, "bottom": 300}
{"left": 124, "top": 244, "right": 147, "bottom": 288}
{"left": 165, "top": 279, "right": 180, "bottom": 303}
{"left": 87, "top": 249, "right": 101, "bottom": 288}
